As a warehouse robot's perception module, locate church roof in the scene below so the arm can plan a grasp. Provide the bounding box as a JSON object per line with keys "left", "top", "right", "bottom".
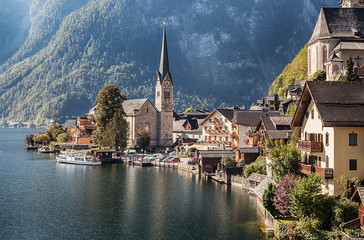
{"left": 292, "top": 81, "right": 364, "bottom": 127}
{"left": 308, "top": 8, "right": 364, "bottom": 44}
{"left": 158, "top": 24, "right": 171, "bottom": 84}
{"left": 122, "top": 99, "right": 154, "bottom": 116}
{"left": 333, "top": 41, "right": 364, "bottom": 51}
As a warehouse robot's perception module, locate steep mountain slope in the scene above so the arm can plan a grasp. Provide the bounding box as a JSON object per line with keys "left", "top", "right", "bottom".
{"left": 0, "top": 0, "right": 32, "bottom": 64}
{"left": 0, "top": 0, "right": 338, "bottom": 124}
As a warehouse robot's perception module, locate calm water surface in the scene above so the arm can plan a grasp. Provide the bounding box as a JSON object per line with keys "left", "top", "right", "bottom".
{"left": 0, "top": 128, "right": 271, "bottom": 240}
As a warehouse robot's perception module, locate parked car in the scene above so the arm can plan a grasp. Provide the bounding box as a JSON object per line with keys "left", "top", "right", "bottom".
{"left": 187, "top": 158, "right": 198, "bottom": 165}
{"left": 157, "top": 156, "right": 168, "bottom": 162}
{"left": 169, "top": 157, "right": 180, "bottom": 163}
{"left": 162, "top": 157, "right": 172, "bottom": 162}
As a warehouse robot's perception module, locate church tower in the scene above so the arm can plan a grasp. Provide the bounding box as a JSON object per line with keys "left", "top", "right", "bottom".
{"left": 155, "top": 20, "right": 173, "bottom": 146}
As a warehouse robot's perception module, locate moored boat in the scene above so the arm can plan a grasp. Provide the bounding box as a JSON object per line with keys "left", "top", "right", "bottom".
{"left": 56, "top": 151, "right": 101, "bottom": 166}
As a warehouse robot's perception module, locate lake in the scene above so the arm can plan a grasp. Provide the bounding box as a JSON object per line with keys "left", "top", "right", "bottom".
{"left": 0, "top": 128, "right": 271, "bottom": 240}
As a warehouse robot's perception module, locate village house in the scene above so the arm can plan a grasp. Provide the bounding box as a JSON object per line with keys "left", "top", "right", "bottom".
{"left": 307, "top": 0, "right": 364, "bottom": 80}
{"left": 173, "top": 109, "right": 209, "bottom": 145}
{"left": 233, "top": 110, "right": 280, "bottom": 164}
{"left": 73, "top": 115, "right": 95, "bottom": 144}
{"left": 262, "top": 96, "right": 284, "bottom": 111}
{"left": 200, "top": 108, "right": 241, "bottom": 146}
{"left": 292, "top": 81, "right": 364, "bottom": 195}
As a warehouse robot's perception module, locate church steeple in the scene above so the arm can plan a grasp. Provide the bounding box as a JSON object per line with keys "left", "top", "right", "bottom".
{"left": 158, "top": 19, "right": 171, "bottom": 84}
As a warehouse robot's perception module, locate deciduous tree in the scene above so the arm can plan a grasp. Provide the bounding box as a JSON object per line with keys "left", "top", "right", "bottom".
{"left": 95, "top": 84, "right": 127, "bottom": 130}
{"left": 273, "top": 175, "right": 296, "bottom": 217}
{"left": 134, "top": 129, "right": 150, "bottom": 151}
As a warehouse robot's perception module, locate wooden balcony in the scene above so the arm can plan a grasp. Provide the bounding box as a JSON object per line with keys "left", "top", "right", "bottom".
{"left": 299, "top": 163, "right": 333, "bottom": 179}
{"left": 298, "top": 141, "right": 323, "bottom": 152}
{"left": 206, "top": 129, "right": 229, "bottom": 135}
{"left": 299, "top": 163, "right": 313, "bottom": 175}
{"left": 314, "top": 166, "right": 333, "bottom": 179}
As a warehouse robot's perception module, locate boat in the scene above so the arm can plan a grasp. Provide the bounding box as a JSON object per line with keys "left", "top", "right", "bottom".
{"left": 56, "top": 151, "right": 101, "bottom": 166}
{"left": 38, "top": 146, "right": 60, "bottom": 153}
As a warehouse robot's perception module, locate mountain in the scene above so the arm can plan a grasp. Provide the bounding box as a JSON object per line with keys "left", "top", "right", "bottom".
{"left": 0, "top": 0, "right": 339, "bottom": 125}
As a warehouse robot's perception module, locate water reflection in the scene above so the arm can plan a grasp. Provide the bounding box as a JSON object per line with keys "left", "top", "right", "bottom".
{"left": 0, "top": 128, "right": 272, "bottom": 240}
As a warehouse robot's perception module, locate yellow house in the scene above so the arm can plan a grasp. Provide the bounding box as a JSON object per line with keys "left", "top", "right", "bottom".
{"left": 292, "top": 81, "right": 364, "bottom": 195}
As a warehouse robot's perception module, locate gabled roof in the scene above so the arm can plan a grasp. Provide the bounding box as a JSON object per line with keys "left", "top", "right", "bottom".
{"left": 287, "top": 85, "right": 301, "bottom": 92}
{"left": 351, "top": 187, "right": 364, "bottom": 203}
{"left": 235, "top": 111, "right": 280, "bottom": 126}
{"left": 200, "top": 109, "right": 235, "bottom": 126}
{"left": 247, "top": 173, "right": 267, "bottom": 183}
{"left": 308, "top": 8, "right": 364, "bottom": 44}
{"left": 255, "top": 177, "right": 276, "bottom": 201}
{"left": 292, "top": 81, "right": 364, "bottom": 127}
{"left": 122, "top": 98, "right": 156, "bottom": 116}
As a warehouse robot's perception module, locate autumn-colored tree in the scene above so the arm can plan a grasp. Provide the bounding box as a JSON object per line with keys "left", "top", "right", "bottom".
{"left": 273, "top": 175, "right": 296, "bottom": 217}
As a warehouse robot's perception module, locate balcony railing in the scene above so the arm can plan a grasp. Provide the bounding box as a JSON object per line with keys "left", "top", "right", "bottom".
{"left": 298, "top": 141, "right": 323, "bottom": 152}
{"left": 299, "top": 163, "right": 333, "bottom": 179}
{"left": 314, "top": 166, "right": 333, "bottom": 179}
{"left": 206, "top": 129, "right": 229, "bottom": 135}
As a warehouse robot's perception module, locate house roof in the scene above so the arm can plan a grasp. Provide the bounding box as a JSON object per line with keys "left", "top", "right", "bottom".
{"left": 200, "top": 109, "right": 235, "bottom": 126}
{"left": 199, "top": 150, "right": 235, "bottom": 158}
{"left": 308, "top": 8, "right": 364, "bottom": 44}
{"left": 238, "top": 146, "right": 259, "bottom": 154}
{"left": 287, "top": 85, "right": 301, "bottom": 92}
{"left": 333, "top": 41, "right": 364, "bottom": 52}
{"left": 264, "top": 96, "right": 284, "bottom": 101}
{"left": 265, "top": 130, "right": 291, "bottom": 140}
{"left": 292, "top": 81, "right": 364, "bottom": 127}
{"left": 234, "top": 111, "right": 280, "bottom": 126}
{"left": 351, "top": 187, "right": 364, "bottom": 203}
{"left": 255, "top": 177, "right": 276, "bottom": 201}
{"left": 247, "top": 173, "right": 268, "bottom": 183}
{"left": 122, "top": 99, "right": 156, "bottom": 116}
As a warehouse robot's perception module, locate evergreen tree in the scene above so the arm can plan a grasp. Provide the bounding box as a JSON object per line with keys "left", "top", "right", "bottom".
{"left": 312, "top": 70, "right": 326, "bottom": 81}
{"left": 346, "top": 56, "right": 356, "bottom": 82}
{"left": 274, "top": 94, "right": 280, "bottom": 111}
{"left": 263, "top": 183, "right": 277, "bottom": 216}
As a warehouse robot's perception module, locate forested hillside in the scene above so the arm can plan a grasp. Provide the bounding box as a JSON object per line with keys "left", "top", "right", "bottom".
{"left": 0, "top": 0, "right": 337, "bottom": 125}
{"left": 268, "top": 47, "right": 308, "bottom": 97}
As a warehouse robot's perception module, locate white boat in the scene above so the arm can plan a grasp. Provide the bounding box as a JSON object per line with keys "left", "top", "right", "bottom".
{"left": 56, "top": 152, "right": 101, "bottom": 166}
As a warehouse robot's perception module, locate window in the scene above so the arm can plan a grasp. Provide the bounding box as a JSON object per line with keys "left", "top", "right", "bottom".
{"left": 147, "top": 108, "right": 149, "bottom": 113}
{"left": 322, "top": 46, "right": 327, "bottom": 66}
{"left": 311, "top": 108, "right": 314, "bottom": 119}
{"left": 325, "top": 133, "right": 329, "bottom": 146}
{"left": 349, "top": 133, "right": 357, "bottom": 146}
{"left": 349, "top": 159, "right": 357, "bottom": 170}
{"left": 164, "top": 91, "right": 170, "bottom": 98}
{"left": 157, "top": 91, "right": 160, "bottom": 97}
{"left": 308, "top": 50, "right": 311, "bottom": 74}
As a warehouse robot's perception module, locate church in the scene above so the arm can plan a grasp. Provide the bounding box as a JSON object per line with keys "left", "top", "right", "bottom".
{"left": 307, "top": 0, "right": 364, "bottom": 81}
{"left": 123, "top": 22, "right": 174, "bottom": 148}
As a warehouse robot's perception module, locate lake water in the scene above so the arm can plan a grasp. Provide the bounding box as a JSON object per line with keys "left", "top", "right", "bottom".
{"left": 0, "top": 128, "right": 271, "bottom": 240}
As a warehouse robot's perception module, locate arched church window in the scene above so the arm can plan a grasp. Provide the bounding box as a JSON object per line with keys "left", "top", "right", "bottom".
{"left": 316, "top": 47, "right": 319, "bottom": 71}
{"left": 322, "top": 46, "right": 327, "bottom": 66}
{"left": 308, "top": 50, "right": 311, "bottom": 74}
{"left": 333, "top": 64, "right": 339, "bottom": 72}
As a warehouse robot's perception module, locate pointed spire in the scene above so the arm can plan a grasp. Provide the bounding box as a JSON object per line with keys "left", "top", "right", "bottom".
{"left": 158, "top": 18, "right": 170, "bottom": 83}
